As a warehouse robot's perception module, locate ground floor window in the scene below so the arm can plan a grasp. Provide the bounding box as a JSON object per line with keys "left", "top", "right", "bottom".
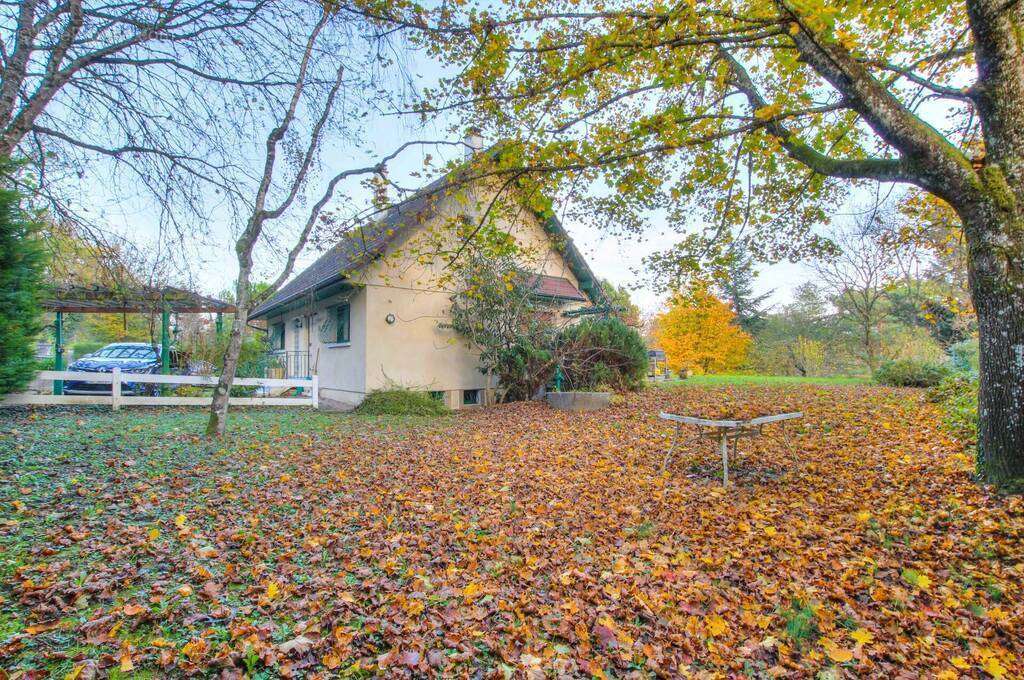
{"left": 428, "top": 390, "right": 445, "bottom": 403}
{"left": 270, "top": 322, "right": 285, "bottom": 350}
{"left": 335, "top": 303, "right": 350, "bottom": 344}
{"left": 462, "top": 388, "right": 481, "bottom": 406}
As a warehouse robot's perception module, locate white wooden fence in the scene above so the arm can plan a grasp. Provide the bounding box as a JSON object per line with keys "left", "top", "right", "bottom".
{"left": 1, "top": 369, "right": 318, "bottom": 410}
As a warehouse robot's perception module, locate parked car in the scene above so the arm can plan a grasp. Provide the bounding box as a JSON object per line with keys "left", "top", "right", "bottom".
{"left": 63, "top": 342, "right": 191, "bottom": 395}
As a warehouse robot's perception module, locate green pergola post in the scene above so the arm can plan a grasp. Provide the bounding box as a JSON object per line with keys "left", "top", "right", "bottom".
{"left": 160, "top": 303, "right": 171, "bottom": 395}
{"left": 215, "top": 312, "right": 224, "bottom": 336}
{"left": 160, "top": 304, "right": 170, "bottom": 374}
{"left": 53, "top": 312, "right": 64, "bottom": 396}
{"left": 554, "top": 365, "right": 563, "bottom": 392}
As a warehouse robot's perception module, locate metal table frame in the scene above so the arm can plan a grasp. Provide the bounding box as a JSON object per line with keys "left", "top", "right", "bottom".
{"left": 659, "top": 411, "right": 803, "bottom": 485}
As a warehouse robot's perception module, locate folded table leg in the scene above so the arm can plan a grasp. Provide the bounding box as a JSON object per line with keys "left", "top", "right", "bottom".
{"left": 661, "top": 421, "right": 682, "bottom": 472}
{"left": 720, "top": 432, "right": 729, "bottom": 486}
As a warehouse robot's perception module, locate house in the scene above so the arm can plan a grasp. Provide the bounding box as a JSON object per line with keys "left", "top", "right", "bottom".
{"left": 250, "top": 140, "right": 603, "bottom": 409}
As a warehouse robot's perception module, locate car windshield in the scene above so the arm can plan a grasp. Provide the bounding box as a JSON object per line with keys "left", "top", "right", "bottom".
{"left": 95, "top": 346, "right": 157, "bottom": 359}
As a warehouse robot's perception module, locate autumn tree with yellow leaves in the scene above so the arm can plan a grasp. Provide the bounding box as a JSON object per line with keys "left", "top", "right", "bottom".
{"left": 654, "top": 284, "right": 751, "bottom": 375}
{"left": 431, "top": 0, "right": 1024, "bottom": 485}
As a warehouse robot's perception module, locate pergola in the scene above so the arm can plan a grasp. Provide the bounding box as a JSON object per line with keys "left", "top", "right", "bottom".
{"left": 43, "top": 285, "right": 236, "bottom": 395}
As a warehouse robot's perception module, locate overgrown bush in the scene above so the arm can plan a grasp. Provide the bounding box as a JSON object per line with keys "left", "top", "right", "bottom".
{"left": 179, "top": 327, "right": 269, "bottom": 377}
{"left": 446, "top": 252, "right": 559, "bottom": 402}
{"left": 926, "top": 374, "right": 978, "bottom": 445}
{"left": 558, "top": 317, "right": 647, "bottom": 392}
{"left": 494, "top": 337, "right": 556, "bottom": 402}
{"left": 355, "top": 388, "right": 450, "bottom": 417}
{"left": 873, "top": 359, "right": 952, "bottom": 387}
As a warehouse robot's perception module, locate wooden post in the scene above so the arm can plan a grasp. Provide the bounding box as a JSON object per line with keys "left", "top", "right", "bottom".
{"left": 111, "top": 367, "right": 121, "bottom": 411}
{"left": 720, "top": 432, "right": 729, "bottom": 487}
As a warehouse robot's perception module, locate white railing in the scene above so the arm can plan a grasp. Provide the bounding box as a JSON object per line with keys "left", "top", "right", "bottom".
{"left": 1, "top": 369, "right": 318, "bottom": 410}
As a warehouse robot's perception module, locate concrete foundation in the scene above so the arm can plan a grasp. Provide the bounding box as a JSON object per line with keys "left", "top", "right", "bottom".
{"left": 545, "top": 391, "right": 612, "bottom": 411}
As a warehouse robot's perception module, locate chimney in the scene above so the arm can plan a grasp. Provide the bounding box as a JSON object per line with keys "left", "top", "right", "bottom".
{"left": 463, "top": 127, "right": 484, "bottom": 158}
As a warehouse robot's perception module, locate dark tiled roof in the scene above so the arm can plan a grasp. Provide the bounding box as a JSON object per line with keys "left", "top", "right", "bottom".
{"left": 526, "top": 274, "right": 587, "bottom": 301}
{"left": 251, "top": 166, "right": 602, "bottom": 319}
{"left": 251, "top": 175, "right": 452, "bottom": 318}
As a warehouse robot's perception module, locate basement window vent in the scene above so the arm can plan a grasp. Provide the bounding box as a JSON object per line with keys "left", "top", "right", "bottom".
{"left": 462, "top": 389, "right": 481, "bottom": 406}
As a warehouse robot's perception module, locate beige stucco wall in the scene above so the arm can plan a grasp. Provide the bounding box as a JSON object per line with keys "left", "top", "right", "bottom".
{"left": 271, "top": 183, "right": 592, "bottom": 409}
{"left": 358, "top": 184, "right": 588, "bottom": 406}
{"left": 265, "top": 287, "right": 368, "bottom": 408}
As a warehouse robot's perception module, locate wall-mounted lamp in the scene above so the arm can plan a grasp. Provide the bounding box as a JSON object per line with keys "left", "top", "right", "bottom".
{"left": 385, "top": 313, "right": 396, "bottom": 325}
{"left": 292, "top": 317, "right": 303, "bottom": 330}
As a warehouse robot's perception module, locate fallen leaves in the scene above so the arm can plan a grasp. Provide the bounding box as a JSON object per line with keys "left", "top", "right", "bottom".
{"left": 704, "top": 614, "right": 728, "bottom": 637}
{"left": 0, "top": 386, "right": 1021, "bottom": 677}
{"left": 277, "top": 634, "right": 315, "bottom": 656}
{"left": 823, "top": 639, "right": 855, "bottom": 663}
{"left": 850, "top": 628, "right": 874, "bottom": 646}
{"left": 461, "top": 581, "right": 482, "bottom": 602}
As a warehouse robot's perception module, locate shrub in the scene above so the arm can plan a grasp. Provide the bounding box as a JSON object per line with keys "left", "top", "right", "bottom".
{"left": 0, "top": 170, "right": 45, "bottom": 395}
{"left": 355, "top": 388, "right": 450, "bottom": 417}
{"left": 558, "top": 317, "right": 647, "bottom": 392}
{"left": 495, "top": 338, "right": 556, "bottom": 402}
{"left": 71, "top": 341, "right": 105, "bottom": 360}
{"left": 927, "top": 374, "right": 978, "bottom": 445}
{"left": 446, "top": 252, "right": 559, "bottom": 402}
{"left": 873, "top": 359, "right": 952, "bottom": 387}
{"left": 179, "top": 327, "right": 269, "bottom": 376}
{"left": 948, "top": 339, "right": 979, "bottom": 374}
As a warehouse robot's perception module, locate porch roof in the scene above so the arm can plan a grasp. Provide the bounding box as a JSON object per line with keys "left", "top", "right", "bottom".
{"left": 41, "top": 285, "right": 235, "bottom": 314}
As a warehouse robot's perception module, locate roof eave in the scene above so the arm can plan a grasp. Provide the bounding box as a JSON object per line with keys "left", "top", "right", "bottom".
{"left": 250, "top": 274, "right": 349, "bottom": 320}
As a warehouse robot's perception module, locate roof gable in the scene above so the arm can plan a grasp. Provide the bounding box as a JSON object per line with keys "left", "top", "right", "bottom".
{"left": 252, "top": 163, "right": 601, "bottom": 319}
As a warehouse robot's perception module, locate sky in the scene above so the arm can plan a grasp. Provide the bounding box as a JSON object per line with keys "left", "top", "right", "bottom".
{"left": 65, "top": 23, "right": 849, "bottom": 320}
{"left": 82, "top": 137, "right": 818, "bottom": 319}
{"left": 79, "top": 107, "right": 823, "bottom": 319}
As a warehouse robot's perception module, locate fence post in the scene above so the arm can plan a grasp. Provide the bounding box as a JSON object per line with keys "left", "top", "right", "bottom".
{"left": 310, "top": 375, "right": 318, "bottom": 409}
{"left": 111, "top": 367, "right": 121, "bottom": 411}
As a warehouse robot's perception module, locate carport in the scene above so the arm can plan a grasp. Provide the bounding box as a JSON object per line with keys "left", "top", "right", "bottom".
{"left": 41, "top": 285, "right": 236, "bottom": 395}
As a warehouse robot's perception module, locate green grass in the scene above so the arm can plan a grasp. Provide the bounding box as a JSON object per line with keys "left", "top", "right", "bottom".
{"left": 656, "top": 373, "right": 870, "bottom": 388}
{"left": 0, "top": 406, "right": 443, "bottom": 676}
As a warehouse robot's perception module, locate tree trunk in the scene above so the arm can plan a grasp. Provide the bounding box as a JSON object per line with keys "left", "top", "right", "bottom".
{"left": 205, "top": 304, "right": 250, "bottom": 437}
{"left": 864, "top": 324, "right": 878, "bottom": 374}
{"left": 965, "top": 209, "right": 1024, "bottom": 486}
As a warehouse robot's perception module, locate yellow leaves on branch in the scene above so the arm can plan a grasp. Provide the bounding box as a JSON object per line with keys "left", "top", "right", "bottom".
{"left": 653, "top": 282, "right": 751, "bottom": 375}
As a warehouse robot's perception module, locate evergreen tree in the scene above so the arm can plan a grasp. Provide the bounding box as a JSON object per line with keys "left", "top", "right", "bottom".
{"left": 719, "top": 245, "right": 771, "bottom": 334}
{"left": 599, "top": 280, "right": 641, "bottom": 327}
{"left": 0, "top": 169, "right": 46, "bottom": 395}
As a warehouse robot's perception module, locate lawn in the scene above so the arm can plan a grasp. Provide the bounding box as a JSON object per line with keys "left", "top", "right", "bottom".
{"left": 0, "top": 386, "right": 1019, "bottom": 678}
{"left": 657, "top": 373, "right": 870, "bottom": 387}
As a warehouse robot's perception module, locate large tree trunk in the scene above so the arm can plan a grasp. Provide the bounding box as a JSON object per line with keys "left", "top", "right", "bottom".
{"left": 965, "top": 207, "right": 1024, "bottom": 486}
{"left": 963, "top": 0, "right": 1024, "bottom": 487}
